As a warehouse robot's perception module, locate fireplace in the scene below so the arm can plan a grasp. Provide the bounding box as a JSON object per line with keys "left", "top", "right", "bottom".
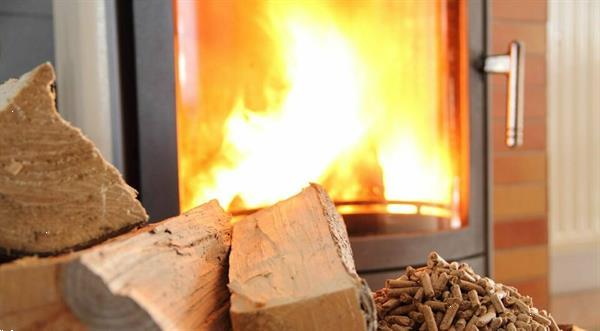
{"left": 120, "top": 0, "right": 495, "bottom": 286}
{"left": 173, "top": 0, "right": 469, "bottom": 231}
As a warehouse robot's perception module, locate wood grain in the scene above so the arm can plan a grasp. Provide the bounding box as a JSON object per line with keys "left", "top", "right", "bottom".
{"left": 0, "top": 304, "right": 85, "bottom": 331}
{"left": 0, "top": 255, "right": 85, "bottom": 331}
{"left": 0, "top": 200, "right": 231, "bottom": 331}
{"left": 228, "top": 184, "right": 376, "bottom": 331}
{"left": 0, "top": 63, "right": 148, "bottom": 256}
{"left": 62, "top": 200, "right": 232, "bottom": 331}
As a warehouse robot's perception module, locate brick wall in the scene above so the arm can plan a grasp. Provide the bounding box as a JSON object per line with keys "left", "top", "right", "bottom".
{"left": 489, "top": 0, "right": 549, "bottom": 308}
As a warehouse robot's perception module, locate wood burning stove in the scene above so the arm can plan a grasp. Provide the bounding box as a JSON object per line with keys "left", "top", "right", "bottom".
{"left": 116, "top": 0, "right": 494, "bottom": 287}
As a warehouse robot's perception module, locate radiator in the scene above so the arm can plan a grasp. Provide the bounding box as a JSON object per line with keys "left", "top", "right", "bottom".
{"left": 548, "top": 0, "right": 600, "bottom": 293}
{"left": 548, "top": 0, "right": 600, "bottom": 248}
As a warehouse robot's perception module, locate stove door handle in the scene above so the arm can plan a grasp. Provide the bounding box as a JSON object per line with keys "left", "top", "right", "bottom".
{"left": 484, "top": 41, "right": 525, "bottom": 148}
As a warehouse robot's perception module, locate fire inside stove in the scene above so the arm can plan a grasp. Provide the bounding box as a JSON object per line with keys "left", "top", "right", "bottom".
{"left": 173, "top": 0, "right": 469, "bottom": 234}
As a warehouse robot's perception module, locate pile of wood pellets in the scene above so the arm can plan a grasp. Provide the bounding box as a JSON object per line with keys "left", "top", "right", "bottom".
{"left": 373, "top": 252, "right": 560, "bottom": 331}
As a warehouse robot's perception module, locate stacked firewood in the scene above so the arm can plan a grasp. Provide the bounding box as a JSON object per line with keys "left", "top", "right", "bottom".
{"left": 374, "top": 252, "right": 560, "bottom": 331}
{"left": 0, "top": 63, "right": 376, "bottom": 331}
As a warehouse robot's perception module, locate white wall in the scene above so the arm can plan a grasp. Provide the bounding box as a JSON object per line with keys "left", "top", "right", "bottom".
{"left": 548, "top": 0, "right": 600, "bottom": 294}
{"left": 52, "top": 0, "right": 123, "bottom": 170}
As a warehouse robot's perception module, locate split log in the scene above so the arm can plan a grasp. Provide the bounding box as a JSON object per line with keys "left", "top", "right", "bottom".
{"left": 0, "top": 63, "right": 147, "bottom": 256}
{"left": 228, "top": 184, "right": 377, "bottom": 331}
{"left": 0, "top": 200, "right": 232, "bottom": 331}
{"left": 0, "top": 255, "right": 85, "bottom": 331}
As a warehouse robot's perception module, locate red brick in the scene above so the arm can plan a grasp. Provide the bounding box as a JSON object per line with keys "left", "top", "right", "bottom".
{"left": 494, "top": 245, "right": 548, "bottom": 282}
{"left": 492, "top": 21, "right": 546, "bottom": 55}
{"left": 491, "top": 0, "right": 549, "bottom": 311}
{"left": 494, "top": 152, "right": 546, "bottom": 184}
{"left": 491, "top": 0, "right": 547, "bottom": 22}
{"left": 494, "top": 218, "right": 548, "bottom": 249}
{"left": 493, "top": 184, "right": 547, "bottom": 221}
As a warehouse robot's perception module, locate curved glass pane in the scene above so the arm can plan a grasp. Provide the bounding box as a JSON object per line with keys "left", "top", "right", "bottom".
{"left": 174, "top": 0, "right": 469, "bottom": 234}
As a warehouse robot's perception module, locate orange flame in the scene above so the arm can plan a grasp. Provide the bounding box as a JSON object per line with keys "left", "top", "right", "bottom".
{"left": 174, "top": 0, "right": 467, "bottom": 223}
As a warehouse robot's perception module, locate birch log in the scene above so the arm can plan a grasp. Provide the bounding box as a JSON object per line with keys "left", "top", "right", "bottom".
{"left": 228, "top": 184, "right": 377, "bottom": 331}
{"left": 0, "top": 200, "right": 232, "bottom": 331}
{"left": 0, "top": 63, "right": 147, "bottom": 256}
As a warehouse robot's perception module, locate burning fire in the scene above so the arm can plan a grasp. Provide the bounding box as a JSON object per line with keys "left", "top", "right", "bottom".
{"left": 174, "top": 0, "right": 466, "bottom": 221}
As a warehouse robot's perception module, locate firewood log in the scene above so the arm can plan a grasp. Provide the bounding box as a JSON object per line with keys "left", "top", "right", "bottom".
{"left": 0, "top": 63, "right": 148, "bottom": 257}
{"left": 0, "top": 200, "right": 232, "bottom": 331}
{"left": 228, "top": 184, "right": 377, "bottom": 331}
{"left": 0, "top": 255, "right": 85, "bottom": 331}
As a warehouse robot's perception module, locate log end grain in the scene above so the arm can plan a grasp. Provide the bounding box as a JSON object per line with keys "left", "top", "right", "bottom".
{"left": 61, "top": 200, "right": 232, "bottom": 331}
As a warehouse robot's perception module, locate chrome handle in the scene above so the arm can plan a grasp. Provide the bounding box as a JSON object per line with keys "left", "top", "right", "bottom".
{"left": 484, "top": 41, "right": 525, "bottom": 147}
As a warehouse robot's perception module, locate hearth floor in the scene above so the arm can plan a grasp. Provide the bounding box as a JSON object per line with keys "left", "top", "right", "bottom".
{"left": 551, "top": 289, "right": 600, "bottom": 331}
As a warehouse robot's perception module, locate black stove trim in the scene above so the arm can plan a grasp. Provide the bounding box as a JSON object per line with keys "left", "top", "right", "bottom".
{"left": 119, "top": 0, "right": 180, "bottom": 221}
